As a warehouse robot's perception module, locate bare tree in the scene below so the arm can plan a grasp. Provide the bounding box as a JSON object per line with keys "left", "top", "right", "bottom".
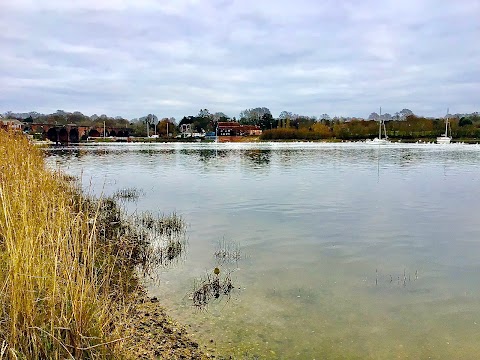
{"left": 399, "top": 109, "right": 414, "bottom": 120}
{"left": 144, "top": 114, "right": 158, "bottom": 137}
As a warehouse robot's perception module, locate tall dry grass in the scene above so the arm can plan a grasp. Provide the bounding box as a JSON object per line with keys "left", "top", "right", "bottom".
{"left": 0, "top": 130, "right": 131, "bottom": 359}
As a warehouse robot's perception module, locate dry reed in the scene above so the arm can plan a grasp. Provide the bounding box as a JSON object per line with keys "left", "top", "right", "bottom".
{"left": 0, "top": 130, "right": 132, "bottom": 359}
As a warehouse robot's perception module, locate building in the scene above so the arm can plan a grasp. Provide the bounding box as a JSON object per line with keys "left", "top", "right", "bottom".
{"left": 217, "top": 122, "right": 262, "bottom": 136}
{"left": 0, "top": 119, "right": 24, "bottom": 132}
{"left": 240, "top": 125, "right": 263, "bottom": 136}
{"left": 179, "top": 123, "right": 192, "bottom": 134}
{"left": 218, "top": 122, "right": 241, "bottom": 136}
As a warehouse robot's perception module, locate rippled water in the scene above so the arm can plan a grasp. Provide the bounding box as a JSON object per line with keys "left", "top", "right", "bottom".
{"left": 46, "top": 142, "right": 480, "bottom": 359}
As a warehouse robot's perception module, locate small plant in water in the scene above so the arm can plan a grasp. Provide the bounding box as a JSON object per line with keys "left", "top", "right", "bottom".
{"left": 214, "top": 237, "right": 242, "bottom": 265}
{"left": 373, "top": 268, "right": 419, "bottom": 288}
{"left": 191, "top": 268, "right": 235, "bottom": 309}
{"left": 112, "top": 187, "right": 144, "bottom": 201}
{"left": 128, "top": 211, "right": 187, "bottom": 272}
{"left": 134, "top": 211, "right": 185, "bottom": 237}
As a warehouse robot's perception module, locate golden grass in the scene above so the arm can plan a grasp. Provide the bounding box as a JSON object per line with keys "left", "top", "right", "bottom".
{"left": 0, "top": 130, "right": 131, "bottom": 359}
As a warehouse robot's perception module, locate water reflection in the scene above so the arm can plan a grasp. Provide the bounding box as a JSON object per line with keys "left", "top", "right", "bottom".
{"left": 45, "top": 143, "right": 480, "bottom": 359}
{"left": 242, "top": 149, "right": 271, "bottom": 167}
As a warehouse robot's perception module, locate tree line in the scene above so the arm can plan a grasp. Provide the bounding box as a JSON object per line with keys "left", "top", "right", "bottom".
{"left": 3, "top": 108, "right": 480, "bottom": 140}
{"left": 261, "top": 114, "right": 480, "bottom": 141}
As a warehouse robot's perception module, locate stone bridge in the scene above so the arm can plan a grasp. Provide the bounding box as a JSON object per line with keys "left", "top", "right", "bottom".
{"left": 26, "top": 123, "right": 132, "bottom": 143}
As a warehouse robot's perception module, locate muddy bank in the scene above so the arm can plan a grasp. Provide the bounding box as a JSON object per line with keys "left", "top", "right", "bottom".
{"left": 129, "top": 295, "right": 216, "bottom": 359}
{"left": 96, "top": 195, "right": 218, "bottom": 359}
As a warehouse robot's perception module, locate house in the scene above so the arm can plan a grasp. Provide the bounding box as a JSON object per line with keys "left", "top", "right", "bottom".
{"left": 217, "top": 122, "right": 262, "bottom": 136}
{"left": 179, "top": 123, "right": 192, "bottom": 134}
{"left": 218, "top": 122, "right": 241, "bottom": 136}
{"left": 1, "top": 119, "right": 24, "bottom": 132}
{"left": 240, "top": 125, "right": 262, "bottom": 136}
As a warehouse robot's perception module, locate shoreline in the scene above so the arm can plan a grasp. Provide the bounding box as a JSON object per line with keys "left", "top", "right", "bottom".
{"left": 32, "top": 135, "right": 480, "bottom": 145}
{"left": 0, "top": 129, "right": 215, "bottom": 359}
{"left": 129, "top": 294, "right": 215, "bottom": 359}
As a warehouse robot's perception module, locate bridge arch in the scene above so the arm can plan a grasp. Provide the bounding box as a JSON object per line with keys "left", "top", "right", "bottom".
{"left": 59, "top": 128, "right": 69, "bottom": 143}
{"left": 69, "top": 128, "right": 79, "bottom": 143}
{"left": 46, "top": 128, "right": 58, "bottom": 142}
{"left": 89, "top": 129, "right": 100, "bottom": 137}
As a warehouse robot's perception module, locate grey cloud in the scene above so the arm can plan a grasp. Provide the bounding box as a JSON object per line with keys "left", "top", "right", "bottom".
{"left": 1, "top": 0, "right": 479, "bottom": 119}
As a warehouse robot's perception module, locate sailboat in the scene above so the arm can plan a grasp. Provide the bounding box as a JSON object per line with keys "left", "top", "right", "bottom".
{"left": 437, "top": 110, "right": 452, "bottom": 144}
{"left": 371, "top": 107, "right": 390, "bottom": 144}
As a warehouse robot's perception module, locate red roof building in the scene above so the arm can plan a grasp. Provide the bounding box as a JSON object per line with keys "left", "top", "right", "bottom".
{"left": 217, "top": 122, "right": 262, "bottom": 136}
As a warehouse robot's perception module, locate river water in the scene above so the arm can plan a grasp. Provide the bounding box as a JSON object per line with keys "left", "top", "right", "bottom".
{"left": 46, "top": 142, "right": 480, "bottom": 359}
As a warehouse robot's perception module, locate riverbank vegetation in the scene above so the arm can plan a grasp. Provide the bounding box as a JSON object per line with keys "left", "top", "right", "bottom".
{"left": 261, "top": 114, "right": 480, "bottom": 141}
{"left": 0, "top": 130, "right": 208, "bottom": 359}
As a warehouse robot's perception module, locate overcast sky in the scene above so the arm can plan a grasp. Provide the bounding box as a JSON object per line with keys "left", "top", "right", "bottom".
{"left": 1, "top": 0, "right": 479, "bottom": 120}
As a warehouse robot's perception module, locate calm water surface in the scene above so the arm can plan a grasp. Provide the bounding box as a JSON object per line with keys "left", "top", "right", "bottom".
{"left": 46, "top": 142, "right": 480, "bottom": 359}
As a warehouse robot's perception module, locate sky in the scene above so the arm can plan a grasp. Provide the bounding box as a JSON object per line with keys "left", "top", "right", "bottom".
{"left": 1, "top": 0, "right": 479, "bottom": 120}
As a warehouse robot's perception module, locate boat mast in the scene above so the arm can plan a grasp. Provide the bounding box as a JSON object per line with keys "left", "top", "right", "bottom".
{"left": 445, "top": 108, "right": 449, "bottom": 137}
{"left": 379, "top": 107, "right": 382, "bottom": 139}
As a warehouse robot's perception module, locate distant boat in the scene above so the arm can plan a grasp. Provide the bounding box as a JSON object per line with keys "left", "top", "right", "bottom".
{"left": 371, "top": 107, "right": 390, "bottom": 144}
{"left": 437, "top": 110, "right": 452, "bottom": 144}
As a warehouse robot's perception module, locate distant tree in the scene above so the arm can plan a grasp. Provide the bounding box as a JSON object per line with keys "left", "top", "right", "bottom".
{"left": 311, "top": 123, "right": 333, "bottom": 138}
{"left": 67, "top": 112, "right": 89, "bottom": 125}
{"left": 196, "top": 109, "right": 214, "bottom": 131}
{"left": 179, "top": 112, "right": 211, "bottom": 133}
{"left": 157, "top": 118, "right": 176, "bottom": 137}
{"left": 333, "top": 123, "right": 350, "bottom": 139}
{"left": 278, "top": 111, "right": 293, "bottom": 120}
{"left": 382, "top": 113, "right": 392, "bottom": 120}
{"left": 399, "top": 109, "right": 414, "bottom": 120}
{"left": 239, "top": 107, "right": 271, "bottom": 125}
{"left": 179, "top": 116, "right": 194, "bottom": 125}
{"left": 213, "top": 112, "right": 229, "bottom": 122}
{"left": 368, "top": 112, "right": 380, "bottom": 120}
{"left": 320, "top": 113, "right": 330, "bottom": 121}
{"left": 258, "top": 113, "right": 275, "bottom": 130}
{"left": 144, "top": 114, "right": 158, "bottom": 136}
{"left": 296, "top": 116, "right": 315, "bottom": 129}
{"left": 459, "top": 117, "right": 473, "bottom": 127}
{"left": 114, "top": 117, "right": 130, "bottom": 128}
{"left": 198, "top": 109, "right": 211, "bottom": 119}
{"left": 278, "top": 111, "right": 293, "bottom": 128}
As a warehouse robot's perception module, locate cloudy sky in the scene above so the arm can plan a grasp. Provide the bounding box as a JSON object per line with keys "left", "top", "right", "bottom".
{"left": 1, "top": 0, "right": 479, "bottom": 120}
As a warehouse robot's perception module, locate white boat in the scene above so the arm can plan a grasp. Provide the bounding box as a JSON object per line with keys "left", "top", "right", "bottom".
{"left": 371, "top": 136, "right": 389, "bottom": 144}
{"left": 371, "top": 107, "right": 390, "bottom": 144}
{"left": 437, "top": 110, "right": 452, "bottom": 144}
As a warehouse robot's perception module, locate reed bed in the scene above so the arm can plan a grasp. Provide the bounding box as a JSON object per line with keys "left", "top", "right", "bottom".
{"left": 0, "top": 130, "right": 131, "bottom": 359}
